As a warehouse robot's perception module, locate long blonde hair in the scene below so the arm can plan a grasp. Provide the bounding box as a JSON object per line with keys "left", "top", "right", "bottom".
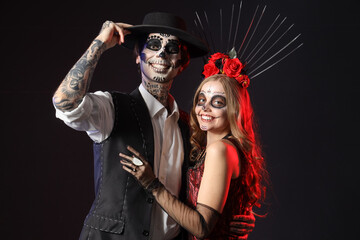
{"left": 189, "top": 74, "right": 268, "bottom": 209}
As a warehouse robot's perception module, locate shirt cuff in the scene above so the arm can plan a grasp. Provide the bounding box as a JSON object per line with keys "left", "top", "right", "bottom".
{"left": 54, "top": 95, "right": 92, "bottom": 123}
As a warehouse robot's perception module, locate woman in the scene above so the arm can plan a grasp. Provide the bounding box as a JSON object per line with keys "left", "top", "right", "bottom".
{"left": 120, "top": 52, "right": 267, "bottom": 239}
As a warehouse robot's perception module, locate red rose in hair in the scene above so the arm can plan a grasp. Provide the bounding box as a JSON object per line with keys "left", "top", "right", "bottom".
{"left": 209, "top": 53, "right": 228, "bottom": 63}
{"left": 223, "top": 58, "right": 243, "bottom": 78}
{"left": 203, "top": 61, "right": 219, "bottom": 78}
{"left": 236, "top": 74, "right": 250, "bottom": 88}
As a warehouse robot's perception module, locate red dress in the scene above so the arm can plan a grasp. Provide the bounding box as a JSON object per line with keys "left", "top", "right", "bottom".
{"left": 186, "top": 141, "right": 250, "bottom": 240}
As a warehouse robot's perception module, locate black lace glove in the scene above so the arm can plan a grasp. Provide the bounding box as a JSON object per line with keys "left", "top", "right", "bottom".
{"left": 120, "top": 145, "right": 220, "bottom": 239}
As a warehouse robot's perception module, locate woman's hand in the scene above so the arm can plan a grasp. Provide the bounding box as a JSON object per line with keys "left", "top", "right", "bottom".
{"left": 95, "top": 21, "right": 132, "bottom": 50}
{"left": 119, "top": 145, "right": 156, "bottom": 189}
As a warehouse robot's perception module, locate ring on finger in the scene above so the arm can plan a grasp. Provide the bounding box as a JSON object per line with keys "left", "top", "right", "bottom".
{"left": 132, "top": 157, "right": 143, "bottom": 166}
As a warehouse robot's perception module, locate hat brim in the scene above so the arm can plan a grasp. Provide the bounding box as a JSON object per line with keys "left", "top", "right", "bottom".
{"left": 122, "top": 25, "right": 208, "bottom": 58}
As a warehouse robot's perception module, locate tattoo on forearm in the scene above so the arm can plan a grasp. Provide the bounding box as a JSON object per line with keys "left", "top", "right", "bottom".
{"left": 54, "top": 40, "right": 105, "bottom": 111}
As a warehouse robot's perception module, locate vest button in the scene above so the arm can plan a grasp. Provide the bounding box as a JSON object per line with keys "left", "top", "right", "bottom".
{"left": 142, "top": 230, "right": 149, "bottom": 236}
{"left": 147, "top": 198, "right": 154, "bottom": 203}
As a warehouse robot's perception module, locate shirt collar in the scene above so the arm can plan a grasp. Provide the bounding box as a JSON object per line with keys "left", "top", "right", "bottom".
{"left": 138, "top": 84, "right": 180, "bottom": 120}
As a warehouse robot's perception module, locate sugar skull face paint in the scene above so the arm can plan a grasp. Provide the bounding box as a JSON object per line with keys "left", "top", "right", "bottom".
{"left": 195, "top": 80, "right": 230, "bottom": 133}
{"left": 138, "top": 33, "right": 182, "bottom": 83}
{"left": 197, "top": 94, "right": 227, "bottom": 109}
{"left": 145, "top": 36, "right": 180, "bottom": 54}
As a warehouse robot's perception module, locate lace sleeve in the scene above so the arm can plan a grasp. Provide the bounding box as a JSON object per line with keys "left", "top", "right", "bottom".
{"left": 152, "top": 184, "right": 220, "bottom": 239}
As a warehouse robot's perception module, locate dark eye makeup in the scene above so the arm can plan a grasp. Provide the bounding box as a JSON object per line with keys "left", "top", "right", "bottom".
{"left": 165, "top": 41, "right": 180, "bottom": 54}
{"left": 145, "top": 39, "right": 180, "bottom": 54}
{"left": 211, "top": 95, "right": 226, "bottom": 108}
{"left": 145, "top": 39, "right": 162, "bottom": 51}
{"left": 196, "top": 93, "right": 226, "bottom": 109}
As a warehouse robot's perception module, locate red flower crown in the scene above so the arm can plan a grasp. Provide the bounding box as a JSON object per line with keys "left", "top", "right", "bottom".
{"left": 202, "top": 49, "right": 250, "bottom": 88}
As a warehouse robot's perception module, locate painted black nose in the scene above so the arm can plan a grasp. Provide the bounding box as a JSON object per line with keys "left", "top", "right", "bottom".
{"left": 158, "top": 51, "right": 166, "bottom": 58}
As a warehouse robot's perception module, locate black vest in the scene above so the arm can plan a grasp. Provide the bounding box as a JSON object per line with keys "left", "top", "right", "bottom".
{"left": 79, "top": 89, "right": 190, "bottom": 240}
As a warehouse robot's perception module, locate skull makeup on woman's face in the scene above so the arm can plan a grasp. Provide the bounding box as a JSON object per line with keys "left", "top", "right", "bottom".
{"left": 138, "top": 33, "right": 183, "bottom": 83}
{"left": 195, "top": 80, "right": 230, "bottom": 133}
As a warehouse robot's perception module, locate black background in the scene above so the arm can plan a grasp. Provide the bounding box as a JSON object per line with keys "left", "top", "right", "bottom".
{"left": 1, "top": 0, "right": 359, "bottom": 239}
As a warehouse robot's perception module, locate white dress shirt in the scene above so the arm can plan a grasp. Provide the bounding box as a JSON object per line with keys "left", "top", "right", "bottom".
{"left": 54, "top": 84, "right": 184, "bottom": 239}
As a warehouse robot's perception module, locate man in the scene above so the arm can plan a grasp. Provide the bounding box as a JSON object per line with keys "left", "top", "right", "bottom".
{"left": 53, "top": 12, "right": 254, "bottom": 239}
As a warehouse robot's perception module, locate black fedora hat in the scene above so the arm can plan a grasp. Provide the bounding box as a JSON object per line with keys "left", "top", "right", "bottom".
{"left": 122, "top": 12, "right": 208, "bottom": 58}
